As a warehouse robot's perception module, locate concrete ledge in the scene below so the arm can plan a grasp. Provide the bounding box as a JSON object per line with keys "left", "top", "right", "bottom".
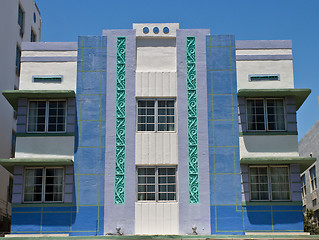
{"left": 246, "top": 232, "right": 310, "bottom": 236}
{"left": 236, "top": 40, "right": 292, "bottom": 49}
{"left": 22, "top": 42, "right": 77, "bottom": 51}
{"left": 5, "top": 234, "right": 69, "bottom": 237}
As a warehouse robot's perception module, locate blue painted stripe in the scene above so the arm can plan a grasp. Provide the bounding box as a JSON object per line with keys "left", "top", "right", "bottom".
{"left": 21, "top": 56, "right": 77, "bottom": 62}
{"left": 236, "top": 55, "right": 292, "bottom": 61}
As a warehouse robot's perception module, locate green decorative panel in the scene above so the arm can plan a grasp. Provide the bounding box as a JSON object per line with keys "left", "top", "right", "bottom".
{"left": 186, "top": 36, "right": 199, "bottom": 204}
{"left": 114, "top": 37, "right": 126, "bottom": 204}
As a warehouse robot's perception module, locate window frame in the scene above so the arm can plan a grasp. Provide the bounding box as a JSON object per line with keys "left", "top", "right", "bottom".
{"left": 249, "top": 165, "right": 291, "bottom": 202}
{"left": 246, "top": 98, "right": 286, "bottom": 132}
{"left": 136, "top": 166, "right": 177, "bottom": 202}
{"left": 136, "top": 98, "right": 176, "bottom": 133}
{"left": 301, "top": 174, "right": 307, "bottom": 197}
{"left": 23, "top": 167, "right": 64, "bottom": 203}
{"left": 18, "top": 4, "right": 25, "bottom": 38}
{"left": 26, "top": 99, "right": 67, "bottom": 133}
{"left": 310, "top": 166, "right": 317, "bottom": 192}
{"left": 16, "top": 44, "right": 21, "bottom": 76}
{"left": 30, "top": 27, "right": 37, "bottom": 42}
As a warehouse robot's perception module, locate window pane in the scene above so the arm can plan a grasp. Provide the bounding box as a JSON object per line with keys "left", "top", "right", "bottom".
{"left": 267, "top": 99, "right": 285, "bottom": 131}
{"left": 270, "top": 167, "right": 290, "bottom": 200}
{"left": 157, "top": 100, "right": 175, "bottom": 132}
{"left": 45, "top": 168, "right": 63, "bottom": 202}
{"left": 28, "top": 101, "right": 46, "bottom": 132}
{"left": 48, "top": 101, "right": 66, "bottom": 132}
{"left": 137, "top": 100, "right": 155, "bottom": 132}
{"left": 250, "top": 167, "right": 269, "bottom": 201}
{"left": 24, "top": 168, "right": 43, "bottom": 202}
{"left": 247, "top": 100, "right": 265, "bottom": 131}
{"left": 157, "top": 168, "right": 176, "bottom": 201}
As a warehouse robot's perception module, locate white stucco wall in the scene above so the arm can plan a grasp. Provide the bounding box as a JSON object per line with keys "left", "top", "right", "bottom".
{"left": 0, "top": 0, "right": 40, "bottom": 222}
{"left": 0, "top": 0, "right": 41, "bottom": 159}
{"left": 19, "top": 61, "right": 77, "bottom": 91}
{"left": 15, "top": 136, "right": 74, "bottom": 159}
{"left": 239, "top": 135, "right": 299, "bottom": 158}
{"left": 134, "top": 24, "right": 179, "bottom": 234}
{"left": 236, "top": 46, "right": 294, "bottom": 90}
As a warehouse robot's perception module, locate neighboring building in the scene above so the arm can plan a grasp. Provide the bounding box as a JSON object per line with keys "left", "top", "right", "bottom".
{"left": 299, "top": 120, "right": 319, "bottom": 217}
{"left": 0, "top": 0, "right": 41, "bottom": 235}
{"left": 0, "top": 23, "right": 314, "bottom": 237}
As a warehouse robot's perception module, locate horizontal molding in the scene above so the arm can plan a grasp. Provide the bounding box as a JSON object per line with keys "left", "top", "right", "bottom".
{"left": 236, "top": 54, "right": 292, "bottom": 61}
{"left": 21, "top": 56, "right": 77, "bottom": 62}
{"left": 22, "top": 42, "right": 77, "bottom": 51}
{"left": 236, "top": 40, "right": 292, "bottom": 49}
{"left": 12, "top": 202, "right": 73, "bottom": 208}
{"left": 242, "top": 201, "right": 302, "bottom": 206}
{"left": 17, "top": 133, "right": 74, "bottom": 137}
{"left": 239, "top": 131, "right": 298, "bottom": 136}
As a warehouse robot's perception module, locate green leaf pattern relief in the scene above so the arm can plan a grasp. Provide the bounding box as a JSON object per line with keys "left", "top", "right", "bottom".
{"left": 114, "top": 37, "right": 126, "bottom": 204}
{"left": 186, "top": 37, "right": 199, "bottom": 204}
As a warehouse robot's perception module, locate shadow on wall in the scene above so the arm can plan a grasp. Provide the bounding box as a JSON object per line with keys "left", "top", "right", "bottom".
{"left": 243, "top": 135, "right": 297, "bottom": 153}
{"left": 242, "top": 180, "right": 303, "bottom": 231}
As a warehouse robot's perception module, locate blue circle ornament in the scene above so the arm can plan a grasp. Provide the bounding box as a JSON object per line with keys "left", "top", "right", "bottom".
{"left": 153, "top": 27, "right": 159, "bottom": 34}
{"left": 143, "top": 27, "right": 149, "bottom": 34}
{"left": 163, "top": 27, "right": 169, "bottom": 34}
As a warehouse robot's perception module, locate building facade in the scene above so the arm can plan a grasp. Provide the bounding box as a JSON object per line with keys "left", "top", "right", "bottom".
{"left": 0, "top": 23, "right": 314, "bottom": 237}
{"left": 299, "top": 120, "right": 319, "bottom": 217}
{"left": 0, "top": 0, "right": 41, "bottom": 234}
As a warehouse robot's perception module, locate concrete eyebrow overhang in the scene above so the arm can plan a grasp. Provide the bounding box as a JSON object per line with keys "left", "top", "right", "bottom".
{"left": 0, "top": 158, "right": 74, "bottom": 173}
{"left": 2, "top": 90, "right": 76, "bottom": 110}
{"left": 237, "top": 88, "right": 311, "bottom": 110}
{"left": 240, "top": 157, "right": 316, "bottom": 172}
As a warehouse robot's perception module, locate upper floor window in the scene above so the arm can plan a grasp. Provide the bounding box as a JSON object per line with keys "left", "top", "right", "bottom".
{"left": 310, "top": 166, "right": 317, "bottom": 192}
{"left": 24, "top": 167, "right": 64, "bottom": 203}
{"left": 246, "top": 99, "right": 285, "bottom": 131}
{"left": 301, "top": 174, "right": 306, "bottom": 197}
{"left": 18, "top": 4, "right": 25, "bottom": 37}
{"left": 31, "top": 28, "right": 37, "bottom": 42}
{"left": 249, "top": 74, "right": 280, "bottom": 82}
{"left": 250, "top": 166, "right": 290, "bottom": 201}
{"left": 27, "top": 100, "right": 66, "bottom": 133}
{"left": 137, "top": 167, "right": 176, "bottom": 202}
{"left": 16, "top": 44, "right": 21, "bottom": 76}
{"left": 137, "top": 99, "right": 175, "bottom": 132}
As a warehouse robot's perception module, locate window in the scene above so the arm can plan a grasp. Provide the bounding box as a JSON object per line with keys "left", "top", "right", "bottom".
{"left": 250, "top": 166, "right": 290, "bottom": 201}
{"left": 16, "top": 44, "right": 21, "bottom": 76}
{"left": 301, "top": 174, "right": 307, "bottom": 197}
{"left": 137, "top": 99, "right": 175, "bottom": 132}
{"left": 310, "top": 166, "right": 317, "bottom": 192}
{"left": 31, "top": 28, "right": 37, "bottom": 42}
{"left": 11, "top": 130, "right": 16, "bottom": 158}
{"left": 249, "top": 74, "right": 280, "bottom": 81}
{"left": 33, "top": 75, "right": 62, "bottom": 83}
{"left": 18, "top": 4, "right": 25, "bottom": 37}
{"left": 27, "top": 100, "right": 67, "bottom": 133}
{"left": 137, "top": 167, "right": 176, "bottom": 201}
{"left": 247, "top": 99, "right": 285, "bottom": 131}
{"left": 24, "top": 167, "right": 64, "bottom": 203}
{"left": 7, "top": 176, "right": 13, "bottom": 203}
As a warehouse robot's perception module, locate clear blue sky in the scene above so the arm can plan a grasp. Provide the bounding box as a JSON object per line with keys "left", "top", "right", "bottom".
{"left": 35, "top": 0, "right": 319, "bottom": 140}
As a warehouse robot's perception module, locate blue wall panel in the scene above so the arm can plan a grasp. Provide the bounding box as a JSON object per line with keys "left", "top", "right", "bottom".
{"left": 11, "top": 36, "right": 107, "bottom": 236}
{"left": 207, "top": 34, "right": 241, "bottom": 234}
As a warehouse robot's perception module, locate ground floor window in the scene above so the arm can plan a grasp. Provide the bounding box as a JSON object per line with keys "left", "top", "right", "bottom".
{"left": 137, "top": 167, "right": 176, "bottom": 202}
{"left": 249, "top": 165, "right": 290, "bottom": 201}
{"left": 24, "top": 167, "right": 64, "bottom": 203}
